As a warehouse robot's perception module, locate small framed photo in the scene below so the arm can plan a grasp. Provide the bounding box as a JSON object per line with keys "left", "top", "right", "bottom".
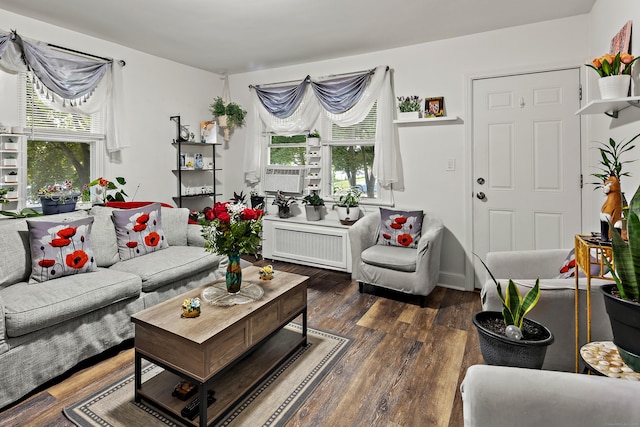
{"left": 425, "top": 97, "right": 445, "bottom": 117}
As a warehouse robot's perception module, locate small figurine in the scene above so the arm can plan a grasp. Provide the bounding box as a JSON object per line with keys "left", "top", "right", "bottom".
{"left": 259, "top": 265, "right": 274, "bottom": 280}
{"left": 181, "top": 297, "right": 201, "bottom": 318}
{"left": 600, "top": 175, "right": 623, "bottom": 242}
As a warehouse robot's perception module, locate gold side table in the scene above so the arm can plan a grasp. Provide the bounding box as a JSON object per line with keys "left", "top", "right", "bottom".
{"left": 574, "top": 235, "right": 613, "bottom": 373}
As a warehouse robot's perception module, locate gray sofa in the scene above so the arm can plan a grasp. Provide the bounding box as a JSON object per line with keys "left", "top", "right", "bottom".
{"left": 461, "top": 364, "right": 640, "bottom": 427}
{"left": 480, "top": 249, "right": 614, "bottom": 372}
{"left": 0, "top": 205, "right": 226, "bottom": 408}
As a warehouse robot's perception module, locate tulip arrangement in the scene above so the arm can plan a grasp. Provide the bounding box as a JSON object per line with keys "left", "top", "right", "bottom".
{"left": 586, "top": 52, "right": 640, "bottom": 77}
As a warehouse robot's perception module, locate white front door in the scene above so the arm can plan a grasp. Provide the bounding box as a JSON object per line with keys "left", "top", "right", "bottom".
{"left": 472, "top": 69, "right": 582, "bottom": 287}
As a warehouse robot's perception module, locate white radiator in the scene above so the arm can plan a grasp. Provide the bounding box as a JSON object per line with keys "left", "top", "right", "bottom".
{"left": 262, "top": 218, "right": 351, "bottom": 272}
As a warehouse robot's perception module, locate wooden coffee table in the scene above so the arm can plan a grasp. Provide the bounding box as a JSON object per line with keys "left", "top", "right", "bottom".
{"left": 131, "top": 266, "right": 308, "bottom": 426}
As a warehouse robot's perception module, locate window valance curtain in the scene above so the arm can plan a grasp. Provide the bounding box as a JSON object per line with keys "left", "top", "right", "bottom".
{"left": 0, "top": 29, "right": 126, "bottom": 153}
{"left": 244, "top": 65, "right": 403, "bottom": 191}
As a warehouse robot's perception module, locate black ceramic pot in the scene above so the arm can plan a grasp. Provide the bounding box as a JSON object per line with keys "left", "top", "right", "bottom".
{"left": 278, "top": 206, "right": 290, "bottom": 218}
{"left": 250, "top": 196, "right": 265, "bottom": 209}
{"left": 472, "top": 311, "right": 554, "bottom": 369}
{"left": 601, "top": 284, "right": 640, "bottom": 372}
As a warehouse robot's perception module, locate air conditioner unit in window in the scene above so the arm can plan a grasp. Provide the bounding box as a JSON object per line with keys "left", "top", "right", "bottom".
{"left": 264, "top": 166, "right": 305, "bottom": 194}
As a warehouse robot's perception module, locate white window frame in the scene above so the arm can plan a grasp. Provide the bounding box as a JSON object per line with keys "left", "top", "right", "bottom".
{"left": 18, "top": 72, "right": 105, "bottom": 199}
{"left": 320, "top": 118, "right": 392, "bottom": 207}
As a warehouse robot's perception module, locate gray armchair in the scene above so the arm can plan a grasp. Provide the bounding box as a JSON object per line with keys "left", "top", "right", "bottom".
{"left": 349, "top": 210, "right": 444, "bottom": 306}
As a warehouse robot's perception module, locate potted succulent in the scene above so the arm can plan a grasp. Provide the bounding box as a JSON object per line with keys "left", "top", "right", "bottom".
{"left": 307, "top": 129, "right": 321, "bottom": 146}
{"left": 334, "top": 186, "right": 362, "bottom": 225}
{"left": 302, "top": 190, "right": 324, "bottom": 221}
{"left": 586, "top": 52, "right": 640, "bottom": 99}
{"left": 602, "top": 181, "right": 640, "bottom": 372}
{"left": 396, "top": 95, "right": 421, "bottom": 120}
{"left": 250, "top": 189, "right": 265, "bottom": 209}
{"left": 272, "top": 190, "right": 297, "bottom": 218}
{"left": 210, "top": 96, "right": 247, "bottom": 142}
{"left": 37, "top": 180, "right": 81, "bottom": 215}
{"left": 5, "top": 186, "right": 17, "bottom": 199}
{"left": 0, "top": 187, "right": 6, "bottom": 205}
{"left": 473, "top": 256, "right": 554, "bottom": 369}
{"left": 3, "top": 155, "right": 17, "bottom": 167}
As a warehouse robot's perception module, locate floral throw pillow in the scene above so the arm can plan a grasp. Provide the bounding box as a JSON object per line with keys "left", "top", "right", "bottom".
{"left": 27, "top": 216, "right": 97, "bottom": 283}
{"left": 377, "top": 208, "right": 423, "bottom": 248}
{"left": 111, "top": 203, "right": 168, "bottom": 261}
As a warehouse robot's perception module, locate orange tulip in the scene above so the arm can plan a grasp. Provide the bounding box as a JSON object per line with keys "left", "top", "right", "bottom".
{"left": 621, "top": 53, "right": 635, "bottom": 64}
{"left": 603, "top": 54, "right": 615, "bottom": 65}
{"left": 592, "top": 57, "right": 602, "bottom": 68}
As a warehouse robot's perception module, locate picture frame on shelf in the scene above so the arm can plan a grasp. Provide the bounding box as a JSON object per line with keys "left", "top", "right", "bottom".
{"left": 425, "top": 97, "right": 445, "bottom": 118}
{"left": 610, "top": 20, "right": 632, "bottom": 55}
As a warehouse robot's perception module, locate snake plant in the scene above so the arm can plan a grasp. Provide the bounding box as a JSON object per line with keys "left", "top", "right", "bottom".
{"left": 606, "top": 183, "right": 640, "bottom": 301}
{"left": 475, "top": 255, "right": 541, "bottom": 329}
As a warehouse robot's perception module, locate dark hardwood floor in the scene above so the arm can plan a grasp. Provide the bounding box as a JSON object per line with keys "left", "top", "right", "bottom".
{"left": 0, "top": 259, "right": 483, "bottom": 427}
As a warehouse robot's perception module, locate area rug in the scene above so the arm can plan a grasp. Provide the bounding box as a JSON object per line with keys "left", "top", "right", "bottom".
{"left": 64, "top": 324, "right": 350, "bottom": 427}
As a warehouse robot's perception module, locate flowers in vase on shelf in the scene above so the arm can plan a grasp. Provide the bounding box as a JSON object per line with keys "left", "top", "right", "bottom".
{"left": 199, "top": 201, "right": 264, "bottom": 257}
{"left": 586, "top": 52, "right": 640, "bottom": 77}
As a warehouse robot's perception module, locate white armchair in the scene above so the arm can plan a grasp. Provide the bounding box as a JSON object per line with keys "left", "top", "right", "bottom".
{"left": 349, "top": 210, "right": 444, "bottom": 306}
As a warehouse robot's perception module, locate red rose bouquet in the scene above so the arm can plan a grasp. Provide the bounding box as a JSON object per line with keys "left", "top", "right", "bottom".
{"left": 200, "top": 201, "right": 264, "bottom": 256}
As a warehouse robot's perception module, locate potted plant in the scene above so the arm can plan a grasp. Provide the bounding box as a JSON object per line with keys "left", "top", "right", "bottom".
{"left": 307, "top": 129, "right": 321, "bottom": 145}
{"left": 87, "top": 177, "right": 127, "bottom": 204}
{"left": 4, "top": 170, "right": 17, "bottom": 183}
{"left": 302, "top": 190, "right": 324, "bottom": 221}
{"left": 602, "top": 181, "right": 640, "bottom": 372}
{"left": 590, "top": 133, "right": 639, "bottom": 241}
{"left": 250, "top": 189, "right": 265, "bottom": 209}
{"left": 472, "top": 256, "right": 554, "bottom": 369}
{"left": 272, "top": 190, "right": 297, "bottom": 218}
{"left": 210, "top": 96, "right": 247, "bottom": 142}
{"left": 334, "top": 186, "right": 362, "bottom": 225}
{"left": 37, "top": 180, "right": 81, "bottom": 215}
{"left": 5, "top": 186, "right": 17, "bottom": 199}
{"left": 396, "top": 95, "right": 421, "bottom": 120}
{"left": 0, "top": 188, "right": 6, "bottom": 205}
{"left": 3, "top": 155, "right": 17, "bottom": 167}
{"left": 586, "top": 52, "right": 640, "bottom": 99}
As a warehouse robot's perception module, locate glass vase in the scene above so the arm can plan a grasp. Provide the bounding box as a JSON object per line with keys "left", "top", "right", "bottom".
{"left": 226, "top": 253, "right": 242, "bottom": 294}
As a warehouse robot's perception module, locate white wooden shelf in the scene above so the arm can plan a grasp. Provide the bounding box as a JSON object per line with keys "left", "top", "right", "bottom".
{"left": 393, "top": 116, "right": 461, "bottom": 124}
{"left": 575, "top": 96, "right": 640, "bottom": 118}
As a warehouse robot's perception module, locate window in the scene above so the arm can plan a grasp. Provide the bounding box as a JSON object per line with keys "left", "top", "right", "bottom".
{"left": 325, "top": 102, "right": 380, "bottom": 201}
{"left": 268, "top": 134, "right": 307, "bottom": 166}
{"left": 20, "top": 72, "right": 104, "bottom": 205}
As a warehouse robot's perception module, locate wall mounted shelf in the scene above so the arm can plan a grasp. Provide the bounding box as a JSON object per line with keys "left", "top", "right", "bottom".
{"left": 575, "top": 96, "right": 640, "bottom": 118}
{"left": 393, "top": 116, "right": 461, "bottom": 125}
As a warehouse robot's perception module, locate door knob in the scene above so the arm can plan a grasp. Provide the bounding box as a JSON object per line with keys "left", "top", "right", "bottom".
{"left": 477, "top": 177, "right": 485, "bottom": 185}
{"left": 476, "top": 192, "right": 486, "bottom": 200}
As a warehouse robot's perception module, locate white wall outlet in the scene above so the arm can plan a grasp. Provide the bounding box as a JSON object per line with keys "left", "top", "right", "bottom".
{"left": 446, "top": 158, "right": 456, "bottom": 171}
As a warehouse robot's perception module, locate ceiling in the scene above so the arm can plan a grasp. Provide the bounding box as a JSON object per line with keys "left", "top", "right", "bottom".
{"left": 0, "top": 0, "right": 596, "bottom": 75}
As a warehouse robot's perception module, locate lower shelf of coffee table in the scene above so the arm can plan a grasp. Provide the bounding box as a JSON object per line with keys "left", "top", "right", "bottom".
{"left": 138, "top": 326, "right": 305, "bottom": 426}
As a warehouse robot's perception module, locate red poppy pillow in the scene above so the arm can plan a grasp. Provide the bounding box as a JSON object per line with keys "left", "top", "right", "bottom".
{"left": 27, "top": 216, "right": 97, "bottom": 283}
{"left": 111, "top": 203, "right": 168, "bottom": 261}
{"left": 377, "top": 208, "right": 423, "bottom": 248}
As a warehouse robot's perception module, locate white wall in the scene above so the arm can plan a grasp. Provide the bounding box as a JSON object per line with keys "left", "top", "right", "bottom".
{"left": 0, "top": 8, "right": 223, "bottom": 205}
{"left": 226, "top": 15, "right": 590, "bottom": 289}
{"left": 585, "top": 0, "right": 640, "bottom": 231}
